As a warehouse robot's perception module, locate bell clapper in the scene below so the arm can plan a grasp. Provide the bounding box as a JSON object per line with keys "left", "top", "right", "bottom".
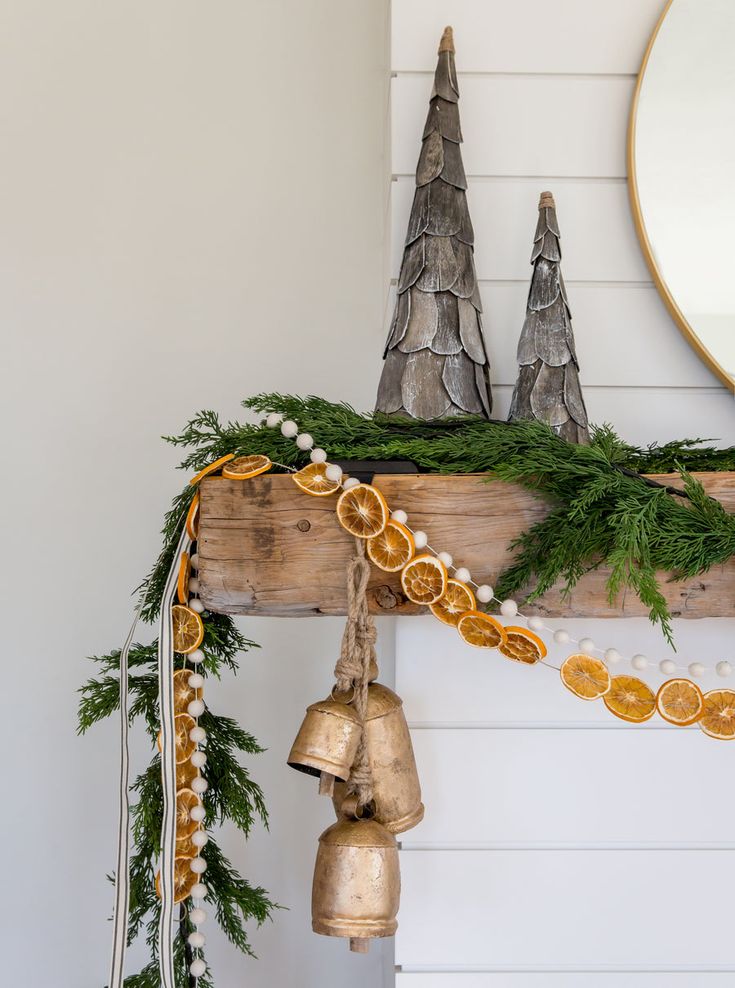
{"left": 350, "top": 938, "right": 370, "bottom": 954}
{"left": 319, "top": 772, "right": 336, "bottom": 797}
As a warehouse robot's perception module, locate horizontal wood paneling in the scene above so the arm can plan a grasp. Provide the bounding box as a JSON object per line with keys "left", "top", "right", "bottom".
{"left": 403, "top": 729, "right": 735, "bottom": 845}
{"left": 391, "top": 179, "right": 650, "bottom": 282}
{"left": 488, "top": 385, "right": 733, "bottom": 445}
{"left": 396, "top": 974, "right": 735, "bottom": 986}
{"left": 391, "top": 0, "right": 664, "bottom": 74}
{"left": 382, "top": 282, "right": 721, "bottom": 388}
{"left": 396, "top": 617, "right": 735, "bottom": 725}
{"left": 391, "top": 75, "right": 632, "bottom": 178}
{"left": 395, "top": 849, "right": 735, "bottom": 968}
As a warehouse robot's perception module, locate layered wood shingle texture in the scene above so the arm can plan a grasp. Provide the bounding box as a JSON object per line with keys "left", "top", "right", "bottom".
{"left": 509, "top": 191, "right": 590, "bottom": 443}
{"left": 376, "top": 26, "right": 492, "bottom": 420}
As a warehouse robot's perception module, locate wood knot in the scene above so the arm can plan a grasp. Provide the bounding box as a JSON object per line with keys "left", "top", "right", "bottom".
{"left": 296, "top": 519, "right": 311, "bottom": 533}
{"left": 374, "top": 585, "right": 399, "bottom": 610}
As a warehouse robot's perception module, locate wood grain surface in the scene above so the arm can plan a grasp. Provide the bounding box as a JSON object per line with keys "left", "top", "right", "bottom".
{"left": 197, "top": 472, "right": 735, "bottom": 618}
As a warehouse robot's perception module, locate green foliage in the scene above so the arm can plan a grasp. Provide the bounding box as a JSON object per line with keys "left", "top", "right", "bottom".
{"left": 79, "top": 605, "right": 275, "bottom": 983}
{"left": 161, "top": 394, "right": 735, "bottom": 646}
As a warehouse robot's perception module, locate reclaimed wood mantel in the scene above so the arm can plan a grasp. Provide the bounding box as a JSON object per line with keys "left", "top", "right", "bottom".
{"left": 197, "top": 473, "right": 735, "bottom": 619}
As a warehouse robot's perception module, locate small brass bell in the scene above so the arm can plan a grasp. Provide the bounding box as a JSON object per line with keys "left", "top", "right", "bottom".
{"left": 287, "top": 695, "right": 362, "bottom": 784}
{"left": 333, "top": 683, "right": 424, "bottom": 834}
{"left": 312, "top": 800, "right": 400, "bottom": 952}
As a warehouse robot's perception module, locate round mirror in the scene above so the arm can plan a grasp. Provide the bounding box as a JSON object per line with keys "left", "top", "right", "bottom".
{"left": 629, "top": 0, "right": 735, "bottom": 390}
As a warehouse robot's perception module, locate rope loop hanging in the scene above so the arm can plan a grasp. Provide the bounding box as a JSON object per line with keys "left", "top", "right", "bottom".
{"left": 333, "top": 538, "right": 377, "bottom": 808}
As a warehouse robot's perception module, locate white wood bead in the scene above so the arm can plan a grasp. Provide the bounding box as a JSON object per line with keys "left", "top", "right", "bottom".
{"left": 454, "top": 567, "right": 471, "bottom": 584}
{"left": 391, "top": 509, "right": 408, "bottom": 524}
{"left": 189, "top": 649, "right": 204, "bottom": 665}
{"left": 342, "top": 477, "right": 360, "bottom": 490}
{"left": 413, "top": 531, "right": 428, "bottom": 549}
{"left": 325, "top": 463, "right": 343, "bottom": 482}
{"left": 191, "top": 883, "right": 208, "bottom": 899}
{"left": 527, "top": 616, "right": 544, "bottom": 632}
{"left": 605, "top": 647, "right": 621, "bottom": 664}
{"left": 188, "top": 577, "right": 200, "bottom": 593}
{"left": 190, "top": 958, "right": 206, "bottom": 977}
{"left": 437, "top": 551, "right": 453, "bottom": 568}
{"left": 659, "top": 659, "right": 677, "bottom": 675}
{"left": 187, "top": 699, "right": 205, "bottom": 718}
{"left": 265, "top": 413, "right": 282, "bottom": 428}
{"left": 500, "top": 599, "right": 518, "bottom": 618}
{"left": 189, "top": 553, "right": 199, "bottom": 570}
{"left": 189, "top": 726, "right": 206, "bottom": 743}
{"left": 631, "top": 654, "right": 648, "bottom": 671}
{"left": 189, "top": 599, "right": 205, "bottom": 614}
{"left": 188, "top": 931, "right": 205, "bottom": 949}
{"left": 688, "top": 662, "right": 705, "bottom": 678}
{"left": 578, "top": 637, "right": 595, "bottom": 655}
{"left": 191, "top": 750, "right": 207, "bottom": 769}
{"left": 188, "top": 673, "right": 204, "bottom": 689}
{"left": 190, "top": 907, "right": 207, "bottom": 926}
{"left": 310, "top": 448, "right": 327, "bottom": 463}
{"left": 189, "top": 857, "right": 207, "bottom": 874}
{"left": 280, "top": 420, "right": 298, "bottom": 438}
{"left": 295, "top": 433, "right": 314, "bottom": 450}
{"left": 476, "top": 585, "right": 494, "bottom": 604}
{"left": 191, "top": 776, "right": 208, "bottom": 794}
{"left": 190, "top": 804, "right": 206, "bottom": 823}
{"left": 716, "top": 661, "right": 732, "bottom": 678}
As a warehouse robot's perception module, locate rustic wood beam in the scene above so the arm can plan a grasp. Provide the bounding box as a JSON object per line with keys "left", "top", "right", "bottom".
{"left": 197, "top": 473, "right": 735, "bottom": 619}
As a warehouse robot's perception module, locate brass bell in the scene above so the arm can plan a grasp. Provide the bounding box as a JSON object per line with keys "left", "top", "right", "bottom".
{"left": 312, "top": 801, "right": 400, "bottom": 952}
{"left": 287, "top": 695, "right": 362, "bottom": 785}
{"left": 333, "top": 683, "right": 424, "bottom": 834}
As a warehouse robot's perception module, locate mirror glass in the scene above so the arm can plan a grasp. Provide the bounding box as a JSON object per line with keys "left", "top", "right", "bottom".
{"left": 630, "top": 0, "right": 735, "bottom": 388}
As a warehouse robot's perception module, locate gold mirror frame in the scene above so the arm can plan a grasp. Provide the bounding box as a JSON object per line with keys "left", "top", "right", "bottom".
{"left": 627, "top": 0, "right": 734, "bottom": 393}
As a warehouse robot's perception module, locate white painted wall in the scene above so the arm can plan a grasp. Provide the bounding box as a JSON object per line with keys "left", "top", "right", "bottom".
{"left": 1, "top": 3, "right": 392, "bottom": 986}
{"left": 390, "top": 2, "right": 735, "bottom": 986}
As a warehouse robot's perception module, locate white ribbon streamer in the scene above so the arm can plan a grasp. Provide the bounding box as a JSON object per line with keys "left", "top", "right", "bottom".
{"left": 108, "top": 605, "right": 141, "bottom": 988}
{"left": 158, "top": 528, "right": 192, "bottom": 988}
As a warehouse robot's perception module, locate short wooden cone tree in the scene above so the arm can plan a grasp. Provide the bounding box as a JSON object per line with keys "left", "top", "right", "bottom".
{"left": 375, "top": 26, "right": 492, "bottom": 420}
{"left": 508, "top": 192, "right": 590, "bottom": 444}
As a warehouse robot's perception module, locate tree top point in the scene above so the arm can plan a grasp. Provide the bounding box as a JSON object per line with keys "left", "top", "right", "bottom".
{"left": 438, "top": 26, "right": 455, "bottom": 54}
{"left": 539, "top": 191, "right": 556, "bottom": 209}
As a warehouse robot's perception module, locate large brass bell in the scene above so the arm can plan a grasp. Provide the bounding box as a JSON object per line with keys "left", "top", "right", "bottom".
{"left": 287, "top": 694, "right": 362, "bottom": 784}
{"left": 312, "top": 798, "right": 400, "bottom": 952}
{"left": 332, "top": 683, "right": 424, "bottom": 834}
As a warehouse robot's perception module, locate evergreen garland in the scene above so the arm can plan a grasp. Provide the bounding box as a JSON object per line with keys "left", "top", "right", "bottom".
{"left": 79, "top": 391, "right": 734, "bottom": 985}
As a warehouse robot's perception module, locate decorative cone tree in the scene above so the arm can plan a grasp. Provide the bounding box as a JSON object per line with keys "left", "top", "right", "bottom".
{"left": 375, "top": 26, "right": 492, "bottom": 420}
{"left": 508, "top": 191, "right": 590, "bottom": 443}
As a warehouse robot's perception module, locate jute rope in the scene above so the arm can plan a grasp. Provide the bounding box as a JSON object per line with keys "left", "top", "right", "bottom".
{"left": 333, "top": 538, "right": 376, "bottom": 808}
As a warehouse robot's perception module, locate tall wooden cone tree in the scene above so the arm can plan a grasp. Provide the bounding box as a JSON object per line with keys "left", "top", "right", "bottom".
{"left": 376, "top": 26, "right": 492, "bottom": 420}
{"left": 508, "top": 192, "right": 590, "bottom": 443}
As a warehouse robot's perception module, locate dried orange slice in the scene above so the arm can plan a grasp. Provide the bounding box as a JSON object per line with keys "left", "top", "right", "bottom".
{"left": 173, "top": 668, "right": 202, "bottom": 714}
{"left": 699, "top": 689, "right": 735, "bottom": 740}
{"left": 457, "top": 610, "right": 506, "bottom": 649}
{"left": 189, "top": 453, "right": 235, "bottom": 486}
{"left": 656, "top": 678, "right": 704, "bottom": 726}
{"left": 176, "top": 757, "right": 198, "bottom": 791}
{"left": 430, "top": 578, "right": 475, "bottom": 626}
{"left": 367, "top": 520, "right": 415, "bottom": 572}
{"left": 176, "top": 788, "right": 202, "bottom": 839}
{"left": 175, "top": 713, "right": 196, "bottom": 763}
{"left": 222, "top": 454, "right": 272, "bottom": 480}
{"left": 172, "top": 604, "right": 204, "bottom": 654}
{"left": 561, "top": 653, "right": 611, "bottom": 699}
{"left": 603, "top": 675, "right": 656, "bottom": 723}
{"left": 157, "top": 712, "right": 197, "bottom": 763}
{"left": 500, "top": 626, "right": 548, "bottom": 665}
{"left": 155, "top": 855, "right": 197, "bottom": 903}
{"left": 185, "top": 494, "right": 200, "bottom": 541}
{"left": 176, "top": 834, "right": 198, "bottom": 858}
{"left": 292, "top": 462, "right": 341, "bottom": 497}
{"left": 336, "top": 483, "right": 389, "bottom": 538}
{"left": 401, "top": 553, "right": 448, "bottom": 605}
{"left": 177, "top": 552, "right": 191, "bottom": 606}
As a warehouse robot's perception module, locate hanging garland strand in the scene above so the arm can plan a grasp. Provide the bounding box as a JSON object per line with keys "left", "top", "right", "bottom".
{"left": 78, "top": 608, "right": 276, "bottom": 985}
{"left": 158, "top": 394, "right": 735, "bottom": 647}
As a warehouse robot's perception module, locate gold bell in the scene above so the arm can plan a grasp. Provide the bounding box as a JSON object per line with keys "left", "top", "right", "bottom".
{"left": 333, "top": 683, "right": 424, "bottom": 834}
{"left": 312, "top": 800, "right": 400, "bottom": 952}
{"left": 287, "top": 695, "right": 362, "bottom": 785}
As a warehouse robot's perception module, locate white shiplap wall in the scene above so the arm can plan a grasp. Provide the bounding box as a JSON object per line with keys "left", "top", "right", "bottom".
{"left": 390, "top": 2, "right": 735, "bottom": 986}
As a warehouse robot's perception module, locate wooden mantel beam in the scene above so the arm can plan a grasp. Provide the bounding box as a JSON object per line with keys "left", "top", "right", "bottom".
{"left": 197, "top": 473, "right": 735, "bottom": 619}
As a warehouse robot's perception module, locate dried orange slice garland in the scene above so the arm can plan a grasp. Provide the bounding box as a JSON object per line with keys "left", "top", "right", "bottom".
{"left": 292, "top": 462, "right": 341, "bottom": 496}
{"left": 499, "top": 626, "right": 547, "bottom": 665}
{"left": 185, "top": 442, "right": 733, "bottom": 740}
{"left": 367, "top": 520, "right": 415, "bottom": 572}
{"left": 337, "top": 483, "right": 389, "bottom": 538}
{"left": 561, "top": 654, "right": 611, "bottom": 700}
{"left": 430, "top": 578, "right": 475, "bottom": 626}
{"left": 401, "top": 553, "right": 448, "bottom": 605}
{"left": 656, "top": 678, "right": 704, "bottom": 726}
